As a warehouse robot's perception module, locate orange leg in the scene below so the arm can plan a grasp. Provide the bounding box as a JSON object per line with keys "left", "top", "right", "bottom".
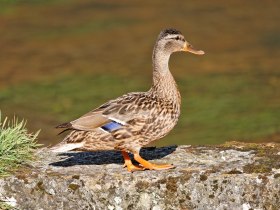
{"left": 121, "top": 151, "right": 144, "bottom": 172}
{"left": 134, "top": 153, "right": 174, "bottom": 170}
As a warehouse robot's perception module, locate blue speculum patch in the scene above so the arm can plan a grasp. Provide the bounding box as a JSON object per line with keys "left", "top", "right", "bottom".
{"left": 101, "top": 121, "right": 123, "bottom": 132}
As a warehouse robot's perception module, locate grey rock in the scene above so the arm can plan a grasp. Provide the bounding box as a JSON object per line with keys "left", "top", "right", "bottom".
{"left": 0, "top": 142, "right": 280, "bottom": 210}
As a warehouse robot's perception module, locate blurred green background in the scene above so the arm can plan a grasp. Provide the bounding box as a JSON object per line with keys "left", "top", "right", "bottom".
{"left": 0, "top": 0, "right": 279, "bottom": 147}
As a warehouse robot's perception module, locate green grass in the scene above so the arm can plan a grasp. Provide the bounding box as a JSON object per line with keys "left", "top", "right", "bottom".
{"left": 0, "top": 112, "right": 40, "bottom": 177}
{"left": 0, "top": 202, "right": 13, "bottom": 210}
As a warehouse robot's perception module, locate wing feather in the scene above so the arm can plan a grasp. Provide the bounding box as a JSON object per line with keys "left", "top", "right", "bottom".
{"left": 65, "top": 92, "right": 151, "bottom": 132}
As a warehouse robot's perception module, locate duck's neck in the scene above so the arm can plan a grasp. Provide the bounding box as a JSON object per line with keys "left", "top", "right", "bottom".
{"left": 151, "top": 45, "right": 181, "bottom": 103}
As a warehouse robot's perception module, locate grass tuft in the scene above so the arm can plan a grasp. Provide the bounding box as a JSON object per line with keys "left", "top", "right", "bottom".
{"left": 0, "top": 112, "right": 40, "bottom": 177}
{"left": 0, "top": 201, "right": 14, "bottom": 210}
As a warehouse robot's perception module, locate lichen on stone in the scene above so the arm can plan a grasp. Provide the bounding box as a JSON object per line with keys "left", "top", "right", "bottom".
{"left": 0, "top": 143, "right": 279, "bottom": 209}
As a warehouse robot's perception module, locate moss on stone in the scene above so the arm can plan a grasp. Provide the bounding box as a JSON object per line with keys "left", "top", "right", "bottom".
{"left": 225, "top": 169, "right": 243, "bottom": 174}
{"left": 274, "top": 173, "right": 280, "bottom": 179}
{"left": 243, "top": 154, "right": 280, "bottom": 174}
{"left": 219, "top": 141, "right": 280, "bottom": 174}
{"left": 166, "top": 176, "right": 178, "bottom": 193}
{"left": 36, "top": 181, "right": 45, "bottom": 191}
{"left": 135, "top": 180, "right": 149, "bottom": 192}
{"left": 1, "top": 144, "right": 280, "bottom": 209}
{"left": 243, "top": 163, "right": 272, "bottom": 173}
{"left": 72, "top": 175, "right": 80, "bottom": 179}
{"left": 68, "top": 183, "right": 80, "bottom": 191}
{"left": 200, "top": 174, "right": 208, "bottom": 181}
{"left": 221, "top": 141, "right": 280, "bottom": 156}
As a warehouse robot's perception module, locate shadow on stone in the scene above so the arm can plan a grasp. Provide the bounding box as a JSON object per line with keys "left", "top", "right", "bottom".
{"left": 50, "top": 145, "right": 177, "bottom": 167}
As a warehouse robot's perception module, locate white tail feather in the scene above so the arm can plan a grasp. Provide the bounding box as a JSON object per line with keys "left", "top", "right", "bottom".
{"left": 50, "top": 142, "right": 84, "bottom": 153}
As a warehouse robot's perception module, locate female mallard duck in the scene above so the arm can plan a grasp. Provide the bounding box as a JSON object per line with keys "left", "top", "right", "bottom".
{"left": 53, "top": 28, "right": 204, "bottom": 172}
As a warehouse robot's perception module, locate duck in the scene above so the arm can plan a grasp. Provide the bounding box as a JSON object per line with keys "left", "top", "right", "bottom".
{"left": 52, "top": 28, "right": 204, "bottom": 172}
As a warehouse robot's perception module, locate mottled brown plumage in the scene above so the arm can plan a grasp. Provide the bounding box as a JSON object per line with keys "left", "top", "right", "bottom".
{"left": 52, "top": 28, "right": 204, "bottom": 172}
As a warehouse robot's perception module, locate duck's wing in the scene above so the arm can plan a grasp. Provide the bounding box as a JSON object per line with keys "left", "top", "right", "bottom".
{"left": 56, "top": 93, "right": 150, "bottom": 132}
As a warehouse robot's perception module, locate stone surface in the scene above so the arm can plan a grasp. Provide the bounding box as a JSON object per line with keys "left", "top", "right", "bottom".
{"left": 0, "top": 142, "right": 280, "bottom": 210}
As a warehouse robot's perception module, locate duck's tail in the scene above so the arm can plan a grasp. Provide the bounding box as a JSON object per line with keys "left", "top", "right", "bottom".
{"left": 55, "top": 122, "right": 73, "bottom": 135}
{"left": 55, "top": 122, "right": 72, "bottom": 129}
{"left": 50, "top": 142, "right": 84, "bottom": 153}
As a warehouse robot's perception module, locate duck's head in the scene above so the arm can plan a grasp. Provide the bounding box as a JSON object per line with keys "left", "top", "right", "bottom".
{"left": 156, "top": 28, "right": 204, "bottom": 55}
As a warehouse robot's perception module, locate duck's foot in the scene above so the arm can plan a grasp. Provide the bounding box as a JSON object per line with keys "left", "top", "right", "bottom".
{"left": 121, "top": 151, "right": 145, "bottom": 172}
{"left": 124, "top": 163, "right": 145, "bottom": 172}
{"left": 134, "top": 153, "right": 175, "bottom": 170}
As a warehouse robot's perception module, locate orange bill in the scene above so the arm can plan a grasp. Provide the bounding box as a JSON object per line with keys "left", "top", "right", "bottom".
{"left": 183, "top": 43, "right": 205, "bottom": 55}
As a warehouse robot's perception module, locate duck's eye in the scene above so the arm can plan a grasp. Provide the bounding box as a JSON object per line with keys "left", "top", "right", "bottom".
{"left": 175, "top": 36, "right": 180, "bottom": 40}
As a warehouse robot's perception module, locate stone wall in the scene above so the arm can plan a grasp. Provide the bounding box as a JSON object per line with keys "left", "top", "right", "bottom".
{"left": 0, "top": 142, "right": 279, "bottom": 209}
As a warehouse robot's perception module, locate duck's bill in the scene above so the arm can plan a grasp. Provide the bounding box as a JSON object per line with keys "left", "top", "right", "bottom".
{"left": 183, "top": 43, "right": 205, "bottom": 55}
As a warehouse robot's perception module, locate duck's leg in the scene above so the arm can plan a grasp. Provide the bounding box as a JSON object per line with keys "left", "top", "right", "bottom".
{"left": 121, "top": 151, "right": 144, "bottom": 172}
{"left": 134, "top": 153, "right": 174, "bottom": 170}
